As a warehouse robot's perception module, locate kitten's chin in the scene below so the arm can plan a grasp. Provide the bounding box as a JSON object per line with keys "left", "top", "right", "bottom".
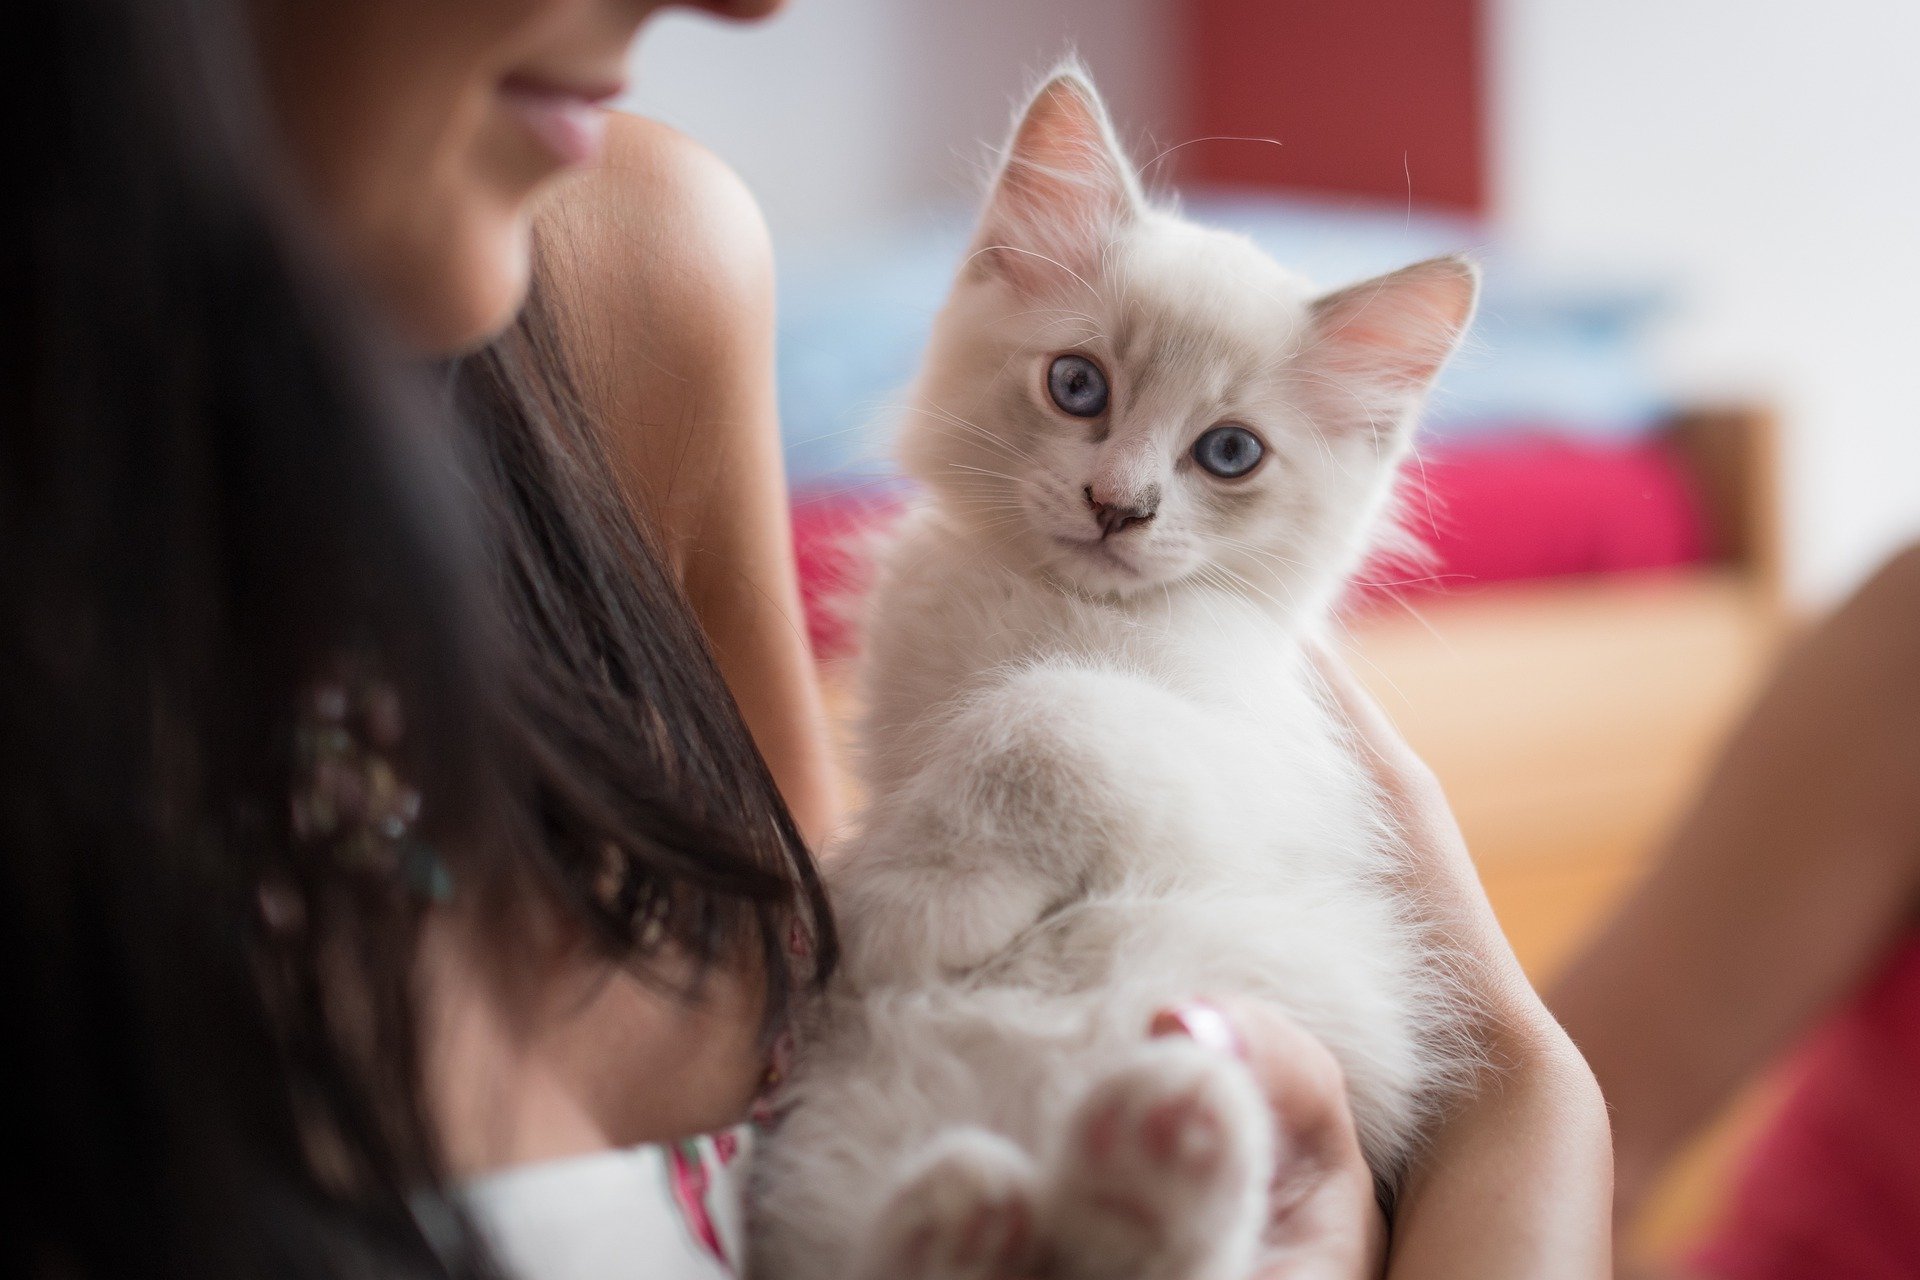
{"left": 1044, "top": 536, "right": 1171, "bottom": 598}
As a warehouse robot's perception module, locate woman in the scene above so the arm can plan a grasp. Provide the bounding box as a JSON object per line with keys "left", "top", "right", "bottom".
{"left": 1554, "top": 545, "right": 1920, "bottom": 1279}
{"left": 10, "top": 2, "right": 828, "bottom": 1274}
{"left": 3, "top": 0, "right": 1608, "bottom": 1276}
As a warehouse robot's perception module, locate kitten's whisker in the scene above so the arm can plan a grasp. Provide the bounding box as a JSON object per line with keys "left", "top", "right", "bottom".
{"left": 894, "top": 404, "right": 1045, "bottom": 467}
{"left": 1203, "top": 559, "right": 1301, "bottom": 617}
{"left": 1139, "top": 133, "right": 1285, "bottom": 177}
{"left": 945, "top": 462, "right": 1031, "bottom": 486}
{"left": 1209, "top": 536, "right": 1309, "bottom": 575}
{"left": 999, "top": 306, "right": 1105, "bottom": 345}
{"left": 945, "top": 500, "right": 1030, "bottom": 524}
{"left": 959, "top": 243, "right": 1100, "bottom": 301}
{"left": 1002, "top": 305, "right": 1103, "bottom": 332}
{"left": 1183, "top": 572, "right": 1234, "bottom": 641}
{"left": 941, "top": 500, "right": 1023, "bottom": 517}
{"left": 982, "top": 327, "right": 1110, "bottom": 394}
{"left": 1279, "top": 370, "right": 1389, "bottom": 468}
{"left": 1371, "top": 592, "right": 1458, "bottom": 659}
{"left": 1322, "top": 615, "right": 1424, "bottom": 709}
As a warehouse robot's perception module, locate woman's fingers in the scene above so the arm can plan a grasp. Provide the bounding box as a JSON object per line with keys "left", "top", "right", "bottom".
{"left": 1306, "top": 643, "right": 1428, "bottom": 780}
{"left": 1230, "top": 1002, "right": 1388, "bottom": 1280}
{"left": 1306, "top": 643, "right": 1453, "bottom": 843}
{"left": 1306, "top": 644, "right": 1529, "bottom": 1015}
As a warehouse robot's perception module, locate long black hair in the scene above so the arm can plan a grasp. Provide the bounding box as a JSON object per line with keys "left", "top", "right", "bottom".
{"left": 2, "top": 0, "right": 831, "bottom": 1275}
{"left": 451, "top": 269, "right": 833, "bottom": 1008}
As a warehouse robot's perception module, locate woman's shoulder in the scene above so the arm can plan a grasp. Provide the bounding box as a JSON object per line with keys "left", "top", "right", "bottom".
{"left": 540, "top": 112, "right": 772, "bottom": 357}
{"left": 534, "top": 112, "right": 781, "bottom": 561}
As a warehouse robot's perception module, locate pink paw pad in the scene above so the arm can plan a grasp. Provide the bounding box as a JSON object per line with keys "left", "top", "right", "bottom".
{"left": 1140, "top": 1089, "right": 1229, "bottom": 1173}
{"left": 1052, "top": 1042, "right": 1273, "bottom": 1280}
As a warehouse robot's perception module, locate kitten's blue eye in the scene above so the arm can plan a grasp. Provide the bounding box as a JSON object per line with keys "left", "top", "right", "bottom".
{"left": 1192, "top": 424, "right": 1264, "bottom": 478}
{"left": 1047, "top": 354, "right": 1109, "bottom": 418}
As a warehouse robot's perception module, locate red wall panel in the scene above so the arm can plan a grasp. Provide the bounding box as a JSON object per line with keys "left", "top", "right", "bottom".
{"left": 1177, "top": 0, "right": 1486, "bottom": 212}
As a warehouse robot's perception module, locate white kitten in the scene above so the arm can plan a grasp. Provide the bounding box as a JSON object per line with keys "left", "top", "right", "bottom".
{"left": 750, "top": 64, "right": 1479, "bottom": 1280}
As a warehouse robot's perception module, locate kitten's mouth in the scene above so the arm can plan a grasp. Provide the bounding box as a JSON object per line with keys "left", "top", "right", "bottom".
{"left": 1053, "top": 535, "right": 1141, "bottom": 577}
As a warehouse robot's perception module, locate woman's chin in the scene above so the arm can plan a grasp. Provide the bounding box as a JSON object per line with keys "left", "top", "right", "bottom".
{"left": 383, "top": 211, "right": 534, "bottom": 356}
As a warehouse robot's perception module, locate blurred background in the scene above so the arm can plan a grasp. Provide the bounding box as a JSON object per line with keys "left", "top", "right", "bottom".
{"left": 627, "top": 0, "right": 1920, "bottom": 605}
{"left": 621, "top": 0, "right": 1920, "bottom": 1262}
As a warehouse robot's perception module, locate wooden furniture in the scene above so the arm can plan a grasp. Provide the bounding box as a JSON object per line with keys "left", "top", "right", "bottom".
{"left": 1350, "top": 406, "right": 1786, "bottom": 980}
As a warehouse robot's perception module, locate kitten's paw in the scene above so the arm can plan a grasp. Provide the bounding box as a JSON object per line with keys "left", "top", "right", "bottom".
{"left": 1051, "top": 1040, "right": 1273, "bottom": 1280}
{"left": 861, "top": 1129, "right": 1043, "bottom": 1280}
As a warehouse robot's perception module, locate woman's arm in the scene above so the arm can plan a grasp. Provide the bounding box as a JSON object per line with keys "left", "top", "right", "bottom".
{"left": 1317, "top": 652, "right": 1614, "bottom": 1279}
{"left": 1551, "top": 544, "right": 1920, "bottom": 1222}
{"left": 535, "top": 114, "right": 840, "bottom": 843}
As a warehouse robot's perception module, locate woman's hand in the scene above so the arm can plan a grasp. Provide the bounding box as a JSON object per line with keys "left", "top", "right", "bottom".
{"left": 1310, "top": 646, "right": 1613, "bottom": 1279}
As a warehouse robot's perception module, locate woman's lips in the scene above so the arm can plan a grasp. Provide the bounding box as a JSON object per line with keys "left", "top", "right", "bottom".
{"left": 499, "top": 77, "right": 621, "bottom": 167}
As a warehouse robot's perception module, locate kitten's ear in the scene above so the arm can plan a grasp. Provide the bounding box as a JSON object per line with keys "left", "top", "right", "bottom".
{"left": 970, "top": 66, "right": 1141, "bottom": 292}
{"left": 1303, "top": 256, "right": 1479, "bottom": 417}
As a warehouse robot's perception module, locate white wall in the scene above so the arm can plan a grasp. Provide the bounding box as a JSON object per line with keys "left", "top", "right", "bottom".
{"left": 619, "top": 0, "right": 1177, "bottom": 249}
{"left": 619, "top": 0, "right": 908, "bottom": 246}
{"left": 1494, "top": 0, "right": 1920, "bottom": 601}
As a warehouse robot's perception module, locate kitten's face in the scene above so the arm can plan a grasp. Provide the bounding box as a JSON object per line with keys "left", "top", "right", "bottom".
{"left": 902, "top": 69, "right": 1476, "bottom": 608}
{"left": 911, "top": 219, "right": 1372, "bottom": 600}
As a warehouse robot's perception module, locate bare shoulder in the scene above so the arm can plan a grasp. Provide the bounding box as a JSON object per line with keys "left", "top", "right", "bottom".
{"left": 1859, "top": 540, "right": 1920, "bottom": 619}
{"left": 534, "top": 113, "right": 783, "bottom": 560}
{"left": 538, "top": 111, "right": 773, "bottom": 370}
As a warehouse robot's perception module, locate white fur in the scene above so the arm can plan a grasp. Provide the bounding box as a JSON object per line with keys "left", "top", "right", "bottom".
{"left": 750, "top": 63, "right": 1479, "bottom": 1280}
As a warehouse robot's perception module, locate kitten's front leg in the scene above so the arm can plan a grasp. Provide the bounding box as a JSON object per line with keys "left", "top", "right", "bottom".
{"left": 833, "top": 785, "right": 1078, "bottom": 986}
{"left": 835, "top": 665, "right": 1218, "bottom": 985}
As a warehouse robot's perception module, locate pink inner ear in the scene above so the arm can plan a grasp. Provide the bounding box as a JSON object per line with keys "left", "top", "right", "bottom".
{"left": 1307, "top": 259, "right": 1477, "bottom": 390}
{"left": 975, "top": 75, "right": 1138, "bottom": 291}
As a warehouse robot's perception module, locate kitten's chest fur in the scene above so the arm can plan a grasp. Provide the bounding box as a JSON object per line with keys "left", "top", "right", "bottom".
{"left": 857, "top": 506, "right": 1325, "bottom": 803}
{"left": 815, "top": 501, "right": 1444, "bottom": 1178}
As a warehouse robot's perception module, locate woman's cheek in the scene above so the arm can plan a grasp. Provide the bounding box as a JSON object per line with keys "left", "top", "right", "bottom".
{"left": 556, "top": 959, "right": 769, "bottom": 1144}
{"left": 252, "top": 0, "right": 587, "bottom": 353}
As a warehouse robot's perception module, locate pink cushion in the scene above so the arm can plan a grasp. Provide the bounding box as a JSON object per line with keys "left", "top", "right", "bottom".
{"left": 1379, "top": 431, "right": 1710, "bottom": 598}
{"left": 793, "top": 433, "right": 1710, "bottom": 659}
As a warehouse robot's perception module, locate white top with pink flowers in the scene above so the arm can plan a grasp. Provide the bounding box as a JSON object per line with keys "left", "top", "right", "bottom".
{"left": 465, "top": 1132, "right": 749, "bottom": 1280}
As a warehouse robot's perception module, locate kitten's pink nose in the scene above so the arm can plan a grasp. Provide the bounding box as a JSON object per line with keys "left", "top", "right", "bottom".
{"left": 1084, "top": 485, "right": 1157, "bottom": 540}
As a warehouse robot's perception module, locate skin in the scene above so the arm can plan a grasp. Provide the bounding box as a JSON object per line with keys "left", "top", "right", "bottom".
{"left": 416, "top": 111, "right": 846, "bottom": 1173}
{"left": 1195, "top": 1000, "right": 1388, "bottom": 1280}
{"left": 254, "top": 0, "right": 1611, "bottom": 1268}
{"left": 1552, "top": 544, "right": 1920, "bottom": 1277}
